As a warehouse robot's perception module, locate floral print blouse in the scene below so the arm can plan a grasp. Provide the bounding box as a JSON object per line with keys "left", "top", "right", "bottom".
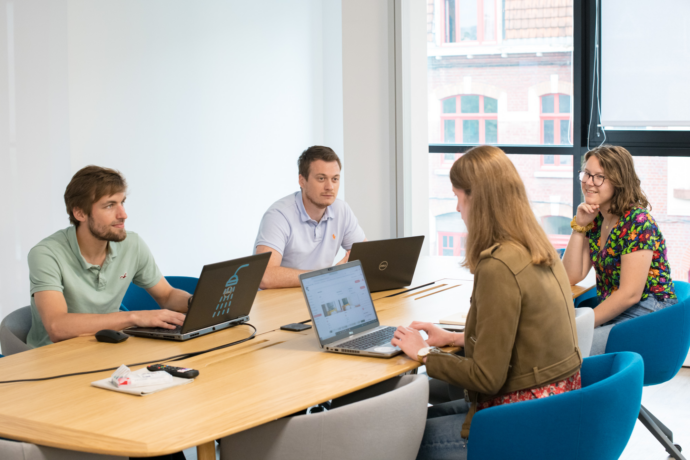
{"left": 587, "top": 207, "right": 676, "bottom": 302}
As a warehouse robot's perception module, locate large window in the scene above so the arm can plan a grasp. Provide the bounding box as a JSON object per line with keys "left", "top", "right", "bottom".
{"left": 426, "top": 0, "right": 690, "bottom": 264}
{"left": 428, "top": 0, "right": 574, "bottom": 146}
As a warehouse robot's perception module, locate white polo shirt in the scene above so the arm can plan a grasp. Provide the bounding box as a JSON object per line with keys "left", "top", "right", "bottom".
{"left": 253, "top": 191, "right": 365, "bottom": 271}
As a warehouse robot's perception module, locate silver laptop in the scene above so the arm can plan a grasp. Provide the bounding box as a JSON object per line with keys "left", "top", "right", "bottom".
{"left": 299, "top": 260, "right": 402, "bottom": 358}
{"left": 125, "top": 253, "right": 270, "bottom": 341}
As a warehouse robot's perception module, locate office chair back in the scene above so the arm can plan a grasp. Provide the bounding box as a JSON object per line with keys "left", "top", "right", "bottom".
{"left": 0, "top": 306, "right": 33, "bottom": 356}
{"left": 221, "top": 375, "right": 429, "bottom": 460}
{"left": 120, "top": 276, "right": 198, "bottom": 311}
{"left": 605, "top": 287, "right": 690, "bottom": 386}
{"left": 0, "top": 439, "right": 125, "bottom": 460}
{"left": 468, "top": 352, "right": 644, "bottom": 460}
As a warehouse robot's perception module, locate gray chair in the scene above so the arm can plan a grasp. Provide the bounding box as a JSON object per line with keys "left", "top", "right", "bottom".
{"left": 574, "top": 306, "right": 595, "bottom": 358}
{"left": 0, "top": 439, "right": 125, "bottom": 460}
{"left": 0, "top": 306, "right": 32, "bottom": 356}
{"left": 220, "top": 375, "right": 429, "bottom": 460}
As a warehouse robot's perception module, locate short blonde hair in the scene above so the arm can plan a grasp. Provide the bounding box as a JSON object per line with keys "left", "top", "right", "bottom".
{"left": 450, "top": 145, "right": 557, "bottom": 271}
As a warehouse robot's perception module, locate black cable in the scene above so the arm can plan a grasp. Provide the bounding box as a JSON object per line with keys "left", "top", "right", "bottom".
{"left": 0, "top": 323, "right": 257, "bottom": 385}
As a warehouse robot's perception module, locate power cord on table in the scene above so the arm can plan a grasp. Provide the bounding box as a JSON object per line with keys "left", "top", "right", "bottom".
{"left": 0, "top": 323, "right": 257, "bottom": 385}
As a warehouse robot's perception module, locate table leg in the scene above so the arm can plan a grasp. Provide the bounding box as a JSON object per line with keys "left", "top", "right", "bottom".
{"left": 197, "top": 441, "right": 216, "bottom": 460}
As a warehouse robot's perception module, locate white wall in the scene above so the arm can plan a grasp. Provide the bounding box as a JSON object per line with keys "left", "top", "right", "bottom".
{"left": 341, "top": 0, "right": 396, "bottom": 241}
{"left": 0, "top": 0, "right": 344, "bottom": 320}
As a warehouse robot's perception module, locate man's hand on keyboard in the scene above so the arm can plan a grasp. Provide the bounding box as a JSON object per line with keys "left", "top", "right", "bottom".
{"left": 130, "top": 310, "right": 186, "bottom": 329}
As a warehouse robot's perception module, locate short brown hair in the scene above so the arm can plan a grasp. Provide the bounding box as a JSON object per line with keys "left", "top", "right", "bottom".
{"left": 584, "top": 145, "right": 650, "bottom": 215}
{"left": 450, "top": 145, "right": 557, "bottom": 271}
{"left": 297, "top": 146, "right": 342, "bottom": 179}
{"left": 64, "top": 166, "right": 127, "bottom": 226}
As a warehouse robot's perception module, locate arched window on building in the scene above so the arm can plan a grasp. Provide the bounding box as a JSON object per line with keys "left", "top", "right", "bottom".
{"left": 540, "top": 93, "right": 572, "bottom": 170}
{"left": 441, "top": 94, "right": 498, "bottom": 144}
{"left": 435, "top": 212, "right": 468, "bottom": 256}
{"left": 440, "top": 0, "right": 497, "bottom": 45}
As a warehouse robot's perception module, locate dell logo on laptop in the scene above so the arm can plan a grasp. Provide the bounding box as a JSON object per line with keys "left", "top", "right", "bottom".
{"left": 379, "top": 261, "right": 388, "bottom": 271}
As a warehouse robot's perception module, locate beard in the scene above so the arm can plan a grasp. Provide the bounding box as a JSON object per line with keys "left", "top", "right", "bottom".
{"left": 87, "top": 216, "right": 127, "bottom": 242}
{"left": 304, "top": 189, "right": 334, "bottom": 209}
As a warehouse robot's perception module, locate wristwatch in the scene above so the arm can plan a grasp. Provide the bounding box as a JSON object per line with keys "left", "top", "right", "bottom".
{"left": 417, "top": 346, "right": 440, "bottom": 363}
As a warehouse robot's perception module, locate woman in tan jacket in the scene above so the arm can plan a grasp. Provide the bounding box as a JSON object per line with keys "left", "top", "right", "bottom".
{"left": 392, "top": 146, "right": 582, "bottom": 460}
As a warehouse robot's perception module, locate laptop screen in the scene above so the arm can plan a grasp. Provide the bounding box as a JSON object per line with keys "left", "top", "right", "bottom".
{"left": 301, "top": 263, "right": 379, "bottom": 345}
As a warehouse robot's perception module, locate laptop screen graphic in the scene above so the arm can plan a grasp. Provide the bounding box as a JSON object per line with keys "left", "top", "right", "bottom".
{"left": 302, "top": 265, "right": 378, "bottom": 342}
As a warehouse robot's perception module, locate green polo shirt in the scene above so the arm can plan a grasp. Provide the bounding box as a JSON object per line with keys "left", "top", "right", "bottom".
{"left": 26, "top": 226, "right": 163, "bottom": 348}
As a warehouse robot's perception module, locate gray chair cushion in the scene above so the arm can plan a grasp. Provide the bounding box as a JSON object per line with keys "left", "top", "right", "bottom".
{"left": 0, "top": 439, "right": 125, "bottom": 460}
{"left": 221, "top": 375, "right": 429, "bottom": 460}
{"left": 0, "top": 306, "right": 33, "bottom": 356}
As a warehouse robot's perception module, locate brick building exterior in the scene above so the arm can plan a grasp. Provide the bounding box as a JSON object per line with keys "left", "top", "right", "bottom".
{"left": 426, "top": 0, "right": 690, "bottom": 282}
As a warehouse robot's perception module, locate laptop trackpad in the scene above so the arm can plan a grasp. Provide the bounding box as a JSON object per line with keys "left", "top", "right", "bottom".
{"left": 374, "top": 346, "right": 397, "bottom": 353}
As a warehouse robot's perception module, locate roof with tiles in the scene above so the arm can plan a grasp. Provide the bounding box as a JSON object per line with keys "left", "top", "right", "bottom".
{"left": 505, "top": 0, "right": 573, "bottom": 39}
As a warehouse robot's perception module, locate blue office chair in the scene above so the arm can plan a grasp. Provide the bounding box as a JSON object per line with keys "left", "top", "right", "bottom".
{"left": 120, "top": 276, "right": 199, "bottom": 311}
{"left": 604, "top": 280, "right": 690, "bottom": 460}
{"left": 468, "top": 352, "right": 644, "bottom": 460}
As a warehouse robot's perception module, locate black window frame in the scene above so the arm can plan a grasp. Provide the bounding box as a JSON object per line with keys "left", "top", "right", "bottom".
{"left": 429, "top": 0, "right": 690, "bottom": 209}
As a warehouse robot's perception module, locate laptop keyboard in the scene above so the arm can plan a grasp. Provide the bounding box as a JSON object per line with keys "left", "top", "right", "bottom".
{"left": 338, "top": 327, "right": 397, "bottom": 350}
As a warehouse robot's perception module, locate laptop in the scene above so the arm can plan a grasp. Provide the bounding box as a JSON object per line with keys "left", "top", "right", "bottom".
{"left": 125, "top": 252, "right": 270, "bottom": 341}
{"left": 348, "top": 236, "right": 424, "bottom": 292}
{"left": 299, "top": 260, "right": 402, "bottom": 358}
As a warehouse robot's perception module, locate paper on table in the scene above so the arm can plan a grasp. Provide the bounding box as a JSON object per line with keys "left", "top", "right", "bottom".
{"left": 91, "top": 367, "right": 193, "bottom": 396}
{"left": 439, "top": 311, "right": 468, "bottom": 326}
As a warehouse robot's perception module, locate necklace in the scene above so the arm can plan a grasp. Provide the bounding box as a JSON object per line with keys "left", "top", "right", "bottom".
{"left": 603, "top": 214, "right": 618, "bottom": 230}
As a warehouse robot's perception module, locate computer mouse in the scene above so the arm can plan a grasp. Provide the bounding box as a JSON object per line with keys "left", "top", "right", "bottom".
{"left": 95, "top": 329, "right": 129, "bottom": 343}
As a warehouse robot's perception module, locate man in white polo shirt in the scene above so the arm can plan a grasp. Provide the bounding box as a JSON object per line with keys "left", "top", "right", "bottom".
{"left": 27, "top": 166, "right": 190, "bottom": 349}
{"left": 254, "top": 146, "right": 366, "bottom": 289}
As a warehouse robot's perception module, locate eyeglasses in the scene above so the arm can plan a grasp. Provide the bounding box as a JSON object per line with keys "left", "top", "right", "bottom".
{"left": 578, "top": 170, "right": 605, "bottom": 187}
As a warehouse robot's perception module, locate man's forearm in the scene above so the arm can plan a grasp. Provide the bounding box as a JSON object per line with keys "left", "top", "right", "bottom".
{"left": 260, "top": 266, "right": 308, "bottom": 289}
{"left": 158, "top": 288, "right": 191, "bottom": 312}
{"left": 46, "top": 311, "right": 136, "bottom": 343}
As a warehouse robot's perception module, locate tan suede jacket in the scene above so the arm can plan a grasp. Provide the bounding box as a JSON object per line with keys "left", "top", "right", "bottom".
{"left": 425, "top": 243, "right": 582, "bottom": 438}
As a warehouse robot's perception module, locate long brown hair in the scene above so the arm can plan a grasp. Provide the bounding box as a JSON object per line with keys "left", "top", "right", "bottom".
{"left": 584, "top": 145, "right": 650, "bottom": 215}
{"left": 450, "top": 145, "right": 557, "bottom": 271}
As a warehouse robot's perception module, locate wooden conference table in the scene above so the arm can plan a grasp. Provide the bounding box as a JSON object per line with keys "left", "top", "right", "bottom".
{"left": 0, "top": 257, "right": 593, "bottom": 459}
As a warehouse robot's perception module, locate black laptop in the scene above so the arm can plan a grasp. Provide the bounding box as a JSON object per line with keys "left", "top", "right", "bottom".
{"left": 124, "top": 253, "right": 270, "bottom": 341}
{"left": 348, "top": 236, "right": 424, "bottom": 292}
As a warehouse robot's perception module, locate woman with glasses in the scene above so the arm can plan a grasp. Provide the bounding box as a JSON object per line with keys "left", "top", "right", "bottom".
{"left": 392, "top": 146, "right": 581, "bottom": 460}
{"left": 563, "top": 145, "right": 677, "bottom": 355}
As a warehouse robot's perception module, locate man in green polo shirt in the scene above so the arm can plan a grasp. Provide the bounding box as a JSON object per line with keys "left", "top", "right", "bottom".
{"left": 27, "top": 166, "right": 190, "bottom": 348}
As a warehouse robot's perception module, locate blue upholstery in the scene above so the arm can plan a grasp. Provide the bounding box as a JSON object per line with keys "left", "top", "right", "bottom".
{"left": 574, "top": 286, "right": 597, "bottom": 308}
{"left": 120, "top": 276, "right": 198, "bottom": 311}
{"left": 468, "top": 352, "right": 644, "bottom": 460}
{"left": 605, "top": 283, "right": 690, "bottom": 386}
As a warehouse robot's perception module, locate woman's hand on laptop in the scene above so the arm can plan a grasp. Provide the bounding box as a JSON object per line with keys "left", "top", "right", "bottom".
{"left": 391, "top": 326, "right": 429, "bottom": 361}
{"left": 409, "top": 321, "right": 460, "bottom": 348}
{"left": 130, "top": 310, "right": 186, "bottom": 329}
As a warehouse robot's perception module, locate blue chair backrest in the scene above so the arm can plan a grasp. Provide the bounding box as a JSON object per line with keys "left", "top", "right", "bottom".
{"left": 606, "top": 294, "right": 690, "bottom": 386}
{"left": 120, "top": 276, "right": 199, "bottom": 311}
{"left": 674, "top": 280, "right": 690, "bottom": 302}
{"left": 574, "top": 286, "right": 597, "bottom": 308}
{"left": 468, "top": 352, "right": 644, "bottom": 460}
